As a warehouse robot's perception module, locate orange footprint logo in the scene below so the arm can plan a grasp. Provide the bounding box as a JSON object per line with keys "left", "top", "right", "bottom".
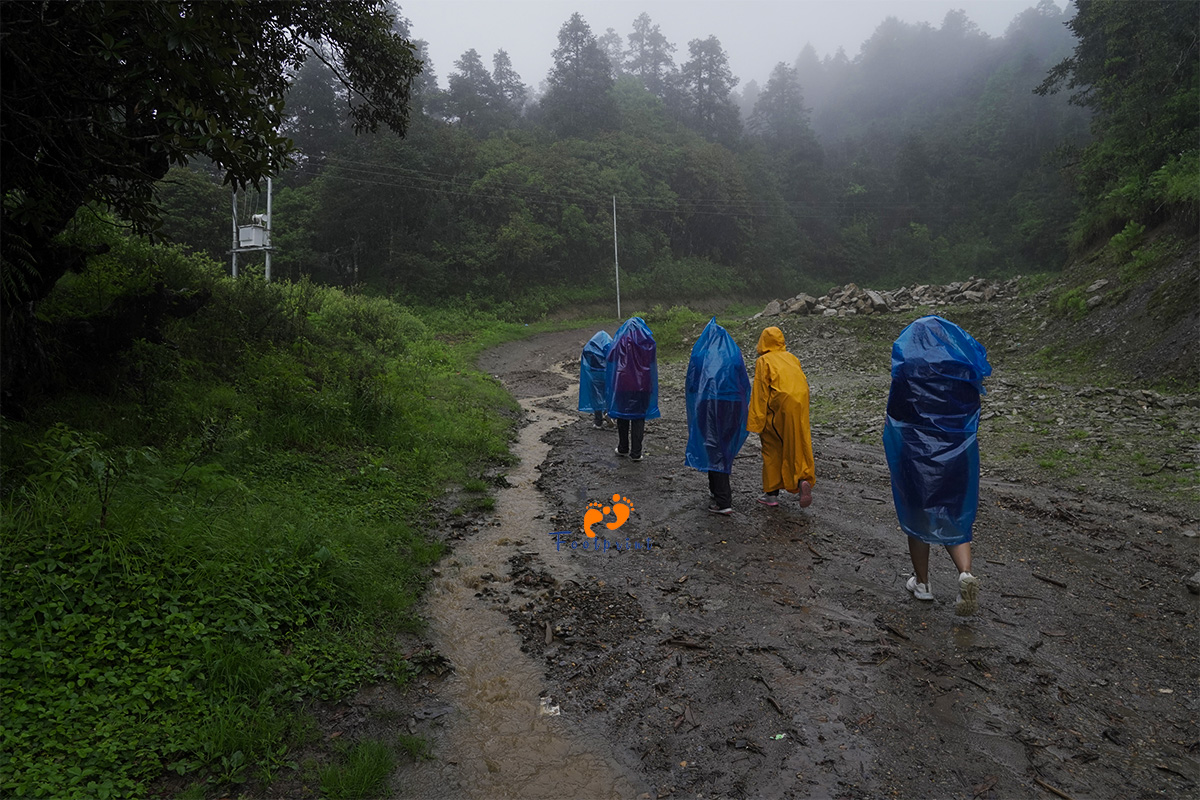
{"left": 583, "top": 501, "right": 606, "bottom": 538}
{"left": 606, "top": 494, "right": 634, "bottom": 530}
{"left": 583, "top": 494, "right": 635, "bottom": 537}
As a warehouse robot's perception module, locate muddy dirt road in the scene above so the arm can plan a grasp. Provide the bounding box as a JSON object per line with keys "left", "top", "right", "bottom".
{"left": 404, "top": 315, "right": 1197, "bottom": 800}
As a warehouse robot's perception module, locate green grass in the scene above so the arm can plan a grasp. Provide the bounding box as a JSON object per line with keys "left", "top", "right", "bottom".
{"left": 318, "top": 739, "right": 395, "bottom": 800}
{"left": 0, "top": 231, "right": 525, "bottom": 797}
{"left": 395, "top": 733, "right": 433, "bottom": 761}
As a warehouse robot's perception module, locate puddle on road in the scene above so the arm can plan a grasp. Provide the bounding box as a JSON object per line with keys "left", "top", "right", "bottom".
{"left": 402, "top": 368, "right": 641, "bottom": 799}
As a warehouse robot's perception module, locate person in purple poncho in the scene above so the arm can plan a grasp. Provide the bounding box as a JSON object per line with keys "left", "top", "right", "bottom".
{"left": 606, "top": 317, "right": 660, "bottom": 461}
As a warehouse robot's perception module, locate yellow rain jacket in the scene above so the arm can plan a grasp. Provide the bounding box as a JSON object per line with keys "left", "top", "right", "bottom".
{"left": 747, "top": 327, "right": 815, "bottom": 493}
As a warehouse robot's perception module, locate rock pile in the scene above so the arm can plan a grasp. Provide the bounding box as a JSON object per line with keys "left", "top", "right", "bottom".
{"left": 754, "top": 277, "right": 1020, "bottom": 319}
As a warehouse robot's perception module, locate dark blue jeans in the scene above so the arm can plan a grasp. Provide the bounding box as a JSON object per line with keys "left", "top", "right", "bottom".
{"left": 708, "top": 470, "right": 731, "bottom": 508}
{"left": 616, "top": 418, "right": 645, "bottom": 458}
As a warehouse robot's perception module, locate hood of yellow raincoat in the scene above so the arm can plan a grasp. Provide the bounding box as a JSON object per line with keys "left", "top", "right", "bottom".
{"left": 756, "top": 326, "right": 786, "bottom": 356}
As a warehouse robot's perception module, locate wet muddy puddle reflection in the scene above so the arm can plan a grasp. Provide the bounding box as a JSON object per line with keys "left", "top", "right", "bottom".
{"left": 402, "top": 365, "right": 640, "bottom": 799}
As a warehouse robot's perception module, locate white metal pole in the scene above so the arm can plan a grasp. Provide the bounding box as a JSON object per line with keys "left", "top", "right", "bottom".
{"left": 231, "top": 189, "right": 238, "bottom": 278}
{"left": 264, "top": 177, "right": 272, "bottom": 282}
{"left": 612, "top": 195, "right": 621, "bottom": 320}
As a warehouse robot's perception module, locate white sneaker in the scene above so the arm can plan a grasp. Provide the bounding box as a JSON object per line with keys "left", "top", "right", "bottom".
{"left": 906, "top": 575, "right": 934, "bottom": 601}
{"left": 955, "top": 572, "right": 979, "bottom": 616}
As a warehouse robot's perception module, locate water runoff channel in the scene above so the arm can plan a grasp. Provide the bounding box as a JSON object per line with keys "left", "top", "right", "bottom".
{"left": 402, "top": 360, "right": 643, "bottom": 798}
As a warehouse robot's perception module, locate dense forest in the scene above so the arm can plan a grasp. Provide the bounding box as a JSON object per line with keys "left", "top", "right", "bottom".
{"left": 0, "top": 0, "right": 1195, "bottom": 796}
{"left": 155, "top": 1, "right": 1101, "bottom": 308}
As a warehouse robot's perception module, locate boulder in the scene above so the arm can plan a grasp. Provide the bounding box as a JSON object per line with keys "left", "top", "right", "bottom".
{"left": 865, "top": 289, "right": 889, "bottom": 311}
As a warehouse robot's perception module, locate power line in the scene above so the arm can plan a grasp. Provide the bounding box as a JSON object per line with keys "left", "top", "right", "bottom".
{"left": 292, "top": 160, "right": 937, "bottom": 223}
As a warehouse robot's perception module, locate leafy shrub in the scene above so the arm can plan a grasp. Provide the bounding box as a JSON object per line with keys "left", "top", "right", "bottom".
{"left": 638, "top": 305, "right": 710, "bottom": 360}
{"left": 3, "top": 234, "right": 520, "bottom": 796}
{"left": 1051, "top": 287, "right": 1089, "bottom": 319}
{"left": 1109, "top": 220, "right": 1146, "bottom": 258}
{"left": 1149, "top": 151, "right": 1199, "bottom": 219}
{"left": 625, "top": 257, "right": 743, "bottom": 303}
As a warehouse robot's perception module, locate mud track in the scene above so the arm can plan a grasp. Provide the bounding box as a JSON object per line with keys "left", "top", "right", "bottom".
{"left": 401, "top": 317, "right": 1197, "bottom": 800}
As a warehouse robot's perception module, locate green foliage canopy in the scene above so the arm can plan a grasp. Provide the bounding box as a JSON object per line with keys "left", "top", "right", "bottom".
{"left": 1036, "top": 0, "right": 1199, "bottom": 235}
{"left": 540, "top": 12, "right": 617, "bottom": 138}
{"left": 0, "top": 0, "right": 421, "bottom": 308}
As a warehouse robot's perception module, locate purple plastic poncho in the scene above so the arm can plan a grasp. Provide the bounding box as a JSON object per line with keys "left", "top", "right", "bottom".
{"left": 685, "top": 318, "right": 750, "bottom": 474}
{"left": 605, "top": 317, "right": 660, "bottom": 420}
{"left": 883, "top": 315, "right": 992, "bottom": 546}
{"left": 578, "top": 330, "right": 613, "bottom": 413}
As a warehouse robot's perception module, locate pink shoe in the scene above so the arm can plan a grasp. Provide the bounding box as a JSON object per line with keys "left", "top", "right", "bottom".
{"left": 798, "top": 480, "right": 813, "bottom": 508}
{"left": 757, "top": 494, "right": 779, "bottom": 507}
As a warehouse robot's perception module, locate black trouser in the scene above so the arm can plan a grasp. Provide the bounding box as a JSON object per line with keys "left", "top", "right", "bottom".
{"left": 708, "top": 470, "right": 732, "bottom": 509}
{"left": 616, "top": 418, "right": 645, "bottom": 457}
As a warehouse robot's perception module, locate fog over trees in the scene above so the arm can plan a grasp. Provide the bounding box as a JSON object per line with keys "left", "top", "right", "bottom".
{"left": 139, "top": 2, "right": 1194, "bottom": 309}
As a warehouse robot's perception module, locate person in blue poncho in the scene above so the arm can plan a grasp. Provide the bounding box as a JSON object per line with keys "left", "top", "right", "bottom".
{"left": 883, "top": 315, "right": 992, "bottom": 616}
{"left": 606, "top": 317, "right": 660, "bottom": 461}
{"left": 685, "top": 319, "right": 750, "bottom": 515}
{"left": 578, "top": 330, "right": 613, "bottom": 429}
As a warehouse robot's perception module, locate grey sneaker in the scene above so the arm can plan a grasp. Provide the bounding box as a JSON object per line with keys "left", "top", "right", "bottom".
{"left": 614, "top": 448, "right": 629, "bottom": 458}
{"left": 707, "top": 504, "right": 733, "bottom": 515}
{"left": 955, "top": 572, "right": 979, "bottom": 616}
{"left": 906, "top": 575, "right": 934, "bottom": 601}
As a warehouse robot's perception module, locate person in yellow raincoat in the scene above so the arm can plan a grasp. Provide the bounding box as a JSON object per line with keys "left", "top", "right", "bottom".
{"left": 747, "top": 326, "right": 815, "bottom": 507}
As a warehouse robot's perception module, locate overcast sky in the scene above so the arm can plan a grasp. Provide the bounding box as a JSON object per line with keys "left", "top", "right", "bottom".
{"left": 402, "top": 0, "right": 1067, "bottom": 91}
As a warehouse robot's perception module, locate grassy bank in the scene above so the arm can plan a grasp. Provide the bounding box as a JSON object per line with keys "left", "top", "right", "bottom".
{"left": 0, "top": 232, "right": 535, "bottom": 797}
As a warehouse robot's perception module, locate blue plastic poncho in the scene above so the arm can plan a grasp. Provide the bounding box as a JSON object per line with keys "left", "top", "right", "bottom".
{"left": 883, "top": 316, "right": 992, "bottom": 546}
{"left": 605, "top": 317, "right": 660, "bottom": 420}
{"left": 685, "top": 318, "right": 750, "bottom": 474}
{"left": 578, "top": 330, "right": 613, "bottom": 413}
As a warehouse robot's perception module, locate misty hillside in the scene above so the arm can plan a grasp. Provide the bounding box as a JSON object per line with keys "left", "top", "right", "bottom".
{"left": 149, "top": 3, "right": 1093, "bottom": 302}
{"left": 0, "top": 1, "right": 1195, "bottom": 796}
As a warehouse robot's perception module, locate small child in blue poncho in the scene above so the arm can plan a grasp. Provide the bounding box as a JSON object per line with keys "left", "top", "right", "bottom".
{"left": 685, "top": 318, "right": 750, "bottom": 515}
{"left": 578, "top": 330, "right": 613, "bottom": 429}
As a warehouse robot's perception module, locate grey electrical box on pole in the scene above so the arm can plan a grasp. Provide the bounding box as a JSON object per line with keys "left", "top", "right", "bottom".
{"left": 230, "top": 177, "right": 274, "bottom": 281}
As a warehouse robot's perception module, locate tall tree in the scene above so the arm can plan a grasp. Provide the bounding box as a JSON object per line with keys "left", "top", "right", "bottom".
{"left": 625, "top": 12, "right": 676, "bottom": 98}
{"left": 1036, "top": 0, "right": 1199, "bottom": 232}
{"left": 447, "top": 48, "right": 501, "bottom": 133}
{"left": 0, "top": 0, "right": 421, "bottom": 312}
{"left": 597, "top": 27, "right": 626, "bottom": 77}
{"left": 492, "top": 49, "right": 529, "bottom": 118}
{"left": 678, "top": 36, "right": 741, "bottom": 143}
{"left": 746, "top": 61, "right": 826, "bottom": 257}
{"left": 539, "top": 13, "right": 616, "bottom": 138}
{"left": 747, "top": 62, "right": 811, "bottom": 145}
{"left": 736, "top": 79, "right": 761, "bottom": 125}
{"left": 410, "top": 39, "right": 447, "bottom": 120}
{"left": 154, "top": 166, "right": 231, "bottom": 263}
{"left": 284, "top": 51, "right": 350, "bottom": 162}
{"left": 793, "top": 43, "right": 826, "bottom": 113}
